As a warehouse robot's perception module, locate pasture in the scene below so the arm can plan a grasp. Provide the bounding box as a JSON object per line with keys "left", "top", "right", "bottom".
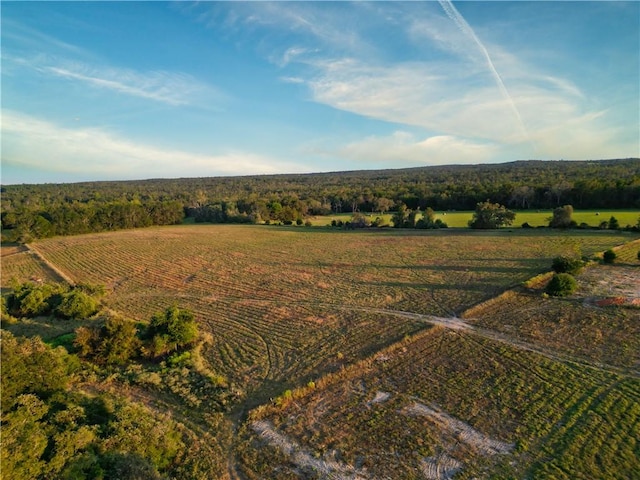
{"left": 2, "top": 224, "right": 639, "bottom": 478}
{"left": 307, "top": 209, "right": 640, "bottom": 228}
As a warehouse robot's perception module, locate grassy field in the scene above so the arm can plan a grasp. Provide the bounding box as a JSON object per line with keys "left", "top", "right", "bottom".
{"left": 307, "top": 209, "right": 640, "bottom": 228}
{"left": 1, "top": 225, "right": 638, "bottom": 478}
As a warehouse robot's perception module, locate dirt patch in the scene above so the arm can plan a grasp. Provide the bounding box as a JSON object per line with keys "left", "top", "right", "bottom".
{"left": 419, "top": 454, "right": 463, "bottom": 480}
{"left": 368, "top": 391, "right": 391, "bottom": 406}
{"left": 577, "top": 265, "right": 640, "bottom": 307}
{"left": 251, "top": 420, "right": 368, "bottom": 479}
{"left": 403, "top": 402, "right": 513, "bottom": 456}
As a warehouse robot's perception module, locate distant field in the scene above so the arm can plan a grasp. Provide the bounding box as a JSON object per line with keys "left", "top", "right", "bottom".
{"left": 2, "top": 225, "right": 638, "bottom": 478}
{"left": 307, "top": 209, "right": 640, "bottom": 228}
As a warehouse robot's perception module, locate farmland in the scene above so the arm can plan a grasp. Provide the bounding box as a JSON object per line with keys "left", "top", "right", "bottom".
{"left": 2, "top": 225, "right": 639, "bottom": 478}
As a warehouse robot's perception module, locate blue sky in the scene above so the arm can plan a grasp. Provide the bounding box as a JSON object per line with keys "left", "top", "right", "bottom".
{"left": 1, "top": 1, "right": 638, "bottom": 184}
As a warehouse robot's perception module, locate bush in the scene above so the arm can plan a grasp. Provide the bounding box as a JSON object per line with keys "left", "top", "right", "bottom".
{"left": 546, "top": 273, "right": 578, "bottom": 297}
{"left": 56, "top": 290, "right": 99, "bottom": 319}
{"left": 603, "top": 249, "right": 617, "bottom": 264}
{"left": 551, "top": 256, "right": 584, "bottom": 274}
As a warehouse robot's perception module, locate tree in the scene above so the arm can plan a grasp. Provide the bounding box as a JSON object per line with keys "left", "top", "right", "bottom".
{"left": 75, "top": 317, "right": 140, "bottom": 365}
{"left": 608, "top": 216, "right": 620, "bottom": 230}
{"left": 350, "top": 212, "right": 369, "bottom": 228}
{"left": 391, "top": 204, "right": 409, "bottom": 228}
{"left": 603, "top": 249, "right": 617, "bottom": 264}
{"left": 510, "top": 185, "right": 535, "bottom": 209}
{"left": 468, "top": 201, "right": 516, "bottom": 229}
{"left": 145, "top": 305, "right": 198, "bottom": 357}
{"left": 549, "top": 205, "right": 574, "bottom": 228}
{"left": 374, "top": 197, "right": 393, "bottom": 215}
{"left": 56, "top": 290, "right": 99, "bottom": 319}
{"left": 546, "top": 273, "right": 577, "bottom": 297}
{"left": 551, "top": 255, "right": 584, "bottom": 275}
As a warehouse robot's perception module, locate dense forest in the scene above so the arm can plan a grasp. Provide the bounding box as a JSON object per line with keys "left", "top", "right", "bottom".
{"left": 2, "top": 159, "right": 639, "bottom": 241}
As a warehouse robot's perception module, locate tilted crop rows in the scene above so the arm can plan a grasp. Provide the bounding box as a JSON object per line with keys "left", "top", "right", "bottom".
{"left": 241, "top": 327, "right": 639, "bottom": 479}
{"left": 0, "top": 246, "right": 62, "bottom": 286}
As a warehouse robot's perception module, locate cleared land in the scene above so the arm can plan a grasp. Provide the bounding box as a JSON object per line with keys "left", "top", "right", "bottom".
{"left": 2, "top": 225, "right": 639, "bottom": 479}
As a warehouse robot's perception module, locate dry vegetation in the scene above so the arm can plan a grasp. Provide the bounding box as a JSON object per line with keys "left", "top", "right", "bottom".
{"left": 2, "top": 225, "right": 639, "bottom": 479}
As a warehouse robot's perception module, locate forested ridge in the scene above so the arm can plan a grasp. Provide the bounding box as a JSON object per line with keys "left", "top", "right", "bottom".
{"left": 2, "top": 158, "right": 639, "bottom": 241}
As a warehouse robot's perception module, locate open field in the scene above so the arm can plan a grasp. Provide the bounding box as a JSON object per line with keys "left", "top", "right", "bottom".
{"left": 307, "top": 210, "right": 640, "bottom": 228}
{"left": 2, "top": 225, "right": 639, "bottom": 478}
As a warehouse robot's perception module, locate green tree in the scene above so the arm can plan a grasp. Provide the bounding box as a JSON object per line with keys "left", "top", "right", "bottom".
{"left": 551, "top": 255, "right": 584, "bottom": 274}
{"left": 603, "top": 249, "right": 617, "bottom": 264}
{"left": 350, "top": 212, "right": 369, "bottom": 228}
{"left": 546, "top": 273, "right": 578, "bottom": 297}
{"left": 391, "top": 204, "right": 409, "bottom": 228}
{"left": 10, "top": 282, "right": 65, "bottom": 317}
{"left": 468, "top": 201, "right": 516, "bottom": 229}
{"left": 57, "top": 290, "right": 99, "bottom": 319}
{"left": 75, "top": 317, "right": 140, "bottom": 365}
{"left": 0, "top": 394, "right": 50, "bottom": 479}
{"left": 146, "top": 305, "right": 198, "bottom": 356}
{"left": 1, "top": 331, "right": 69, "bottom": 411}
{"left": 608, "top": 216, "right": 620, "bottom": 230}
{"left": 549, "top": 205, "right": 574, "bottom": 228}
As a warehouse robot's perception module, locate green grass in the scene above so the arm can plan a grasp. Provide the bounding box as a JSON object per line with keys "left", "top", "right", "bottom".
{"left": 305, "top": 209, "right": 639, "bottom": 228}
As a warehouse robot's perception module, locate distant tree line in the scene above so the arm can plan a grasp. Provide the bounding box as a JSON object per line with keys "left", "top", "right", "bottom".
{"left": 2, "top": 200, "right": 183, "bottom": 243}
{"left": 2, "top": 159, "right": 638, "bottom": 241}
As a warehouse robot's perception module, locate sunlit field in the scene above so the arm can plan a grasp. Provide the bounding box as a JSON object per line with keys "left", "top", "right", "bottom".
{"left": 2, "top": 225, "right": 638, "bottom": 478}
{"left": 307, "top": 210, "right": 640, "bottom": 228}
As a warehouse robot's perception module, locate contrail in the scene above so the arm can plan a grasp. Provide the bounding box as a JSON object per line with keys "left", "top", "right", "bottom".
{"left": 438, "top": 0, "right": 532, "bottom": 146}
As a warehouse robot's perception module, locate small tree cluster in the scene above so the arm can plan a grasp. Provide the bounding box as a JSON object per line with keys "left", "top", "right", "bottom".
{"left": 392, "top": 204, "right": 447, "bottom": 229}
{"left": 75, "top": 316, "right": 140, "bottom": 365}
{"left": 6, "top": 281, "right": 101, "bottom": 319}
{"left": 74, "top": 305, "right": 199, "bottom": 364}
{"left": 468, "top": 201, "right": 516, "bottom": 229}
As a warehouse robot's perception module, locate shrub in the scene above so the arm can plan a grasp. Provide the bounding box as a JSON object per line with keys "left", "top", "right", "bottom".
{"left": 603, "top": 249, "right": 617, "bottom": 264}
{"left": 545, "top": 273, "right": 578, "bottom": 297}
{"left": 57, "top": 290, "right": 99, "bottom": 319}
{"left": 637, "top": 250, "right": 640, "bottom": 262}
{"left": 551, "top": 256, "right": 584, "bottom": 275}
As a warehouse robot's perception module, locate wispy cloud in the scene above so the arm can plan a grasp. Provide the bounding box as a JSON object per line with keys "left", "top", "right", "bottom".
{"left": 259, "top": 4, "right": 634, "bottom": 159}
{"left": 1, "top": 110, "right": 307, "bottom": 181}
{"left": 333, "top": 131, "right": 498, "bottom": 166}
{"left": 4, "top": 54, "right": 224, "bottom": 107}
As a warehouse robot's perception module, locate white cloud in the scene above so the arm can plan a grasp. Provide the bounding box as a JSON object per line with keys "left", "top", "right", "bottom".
{"left": 1, "top": 110, "right": 307, "bottom": 180}
{"left": 334, "top": 131, "right": 498, "bottom": 165}
{"left": 4, "top": 54, "right": 223, "bottom": 107}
